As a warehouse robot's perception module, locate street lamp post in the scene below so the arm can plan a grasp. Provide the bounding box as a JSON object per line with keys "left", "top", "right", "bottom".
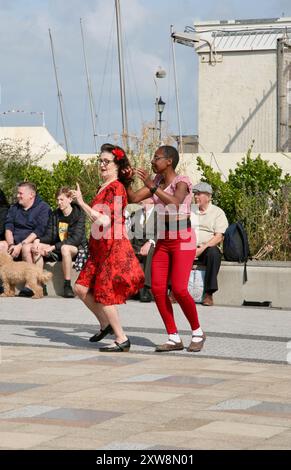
{"left": 154, "top": 67, "right": 166, "bottom": 141}
{"left": 157, "top": 97, "right": 166, "bottom": 144}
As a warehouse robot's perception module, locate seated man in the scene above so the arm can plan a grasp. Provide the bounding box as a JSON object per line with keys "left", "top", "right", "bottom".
{"left": 191, "top": 182, "right": 228, "bottom": 306}
{"left": 129, "top": 198, "right": 157, "bottom": 302}
{"left": 0, "top": 182, "right": 51, "bottom": 296}
{"left": 31, "top": 187, "right": 87, "bottom": 298}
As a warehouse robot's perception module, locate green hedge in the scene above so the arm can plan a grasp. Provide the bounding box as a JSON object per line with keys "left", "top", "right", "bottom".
{"left": 196, "top": 147, "right": 291, "bottom": 261}
{"left": 1, "top": 139, "right": 290, "bottom": 260}
{"left": 0, "top": 145, "right": 101, "bottom": 208}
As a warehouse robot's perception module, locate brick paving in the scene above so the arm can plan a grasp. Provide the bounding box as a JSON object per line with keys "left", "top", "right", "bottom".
{"left": 0, "top": 297, "right": 291, "bottom": 449}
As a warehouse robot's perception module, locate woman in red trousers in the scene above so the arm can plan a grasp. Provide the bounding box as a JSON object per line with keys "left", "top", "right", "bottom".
{"left": 72, "top": 144, "right": 144, "bottom": 352}
{"left": 125, "top": 145, "right": 205, "bottom": 353}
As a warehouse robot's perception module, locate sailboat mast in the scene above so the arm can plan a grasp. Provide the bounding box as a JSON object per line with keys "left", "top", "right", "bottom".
{"left": 80, "top": 18, "right": 98, "bottom": 154}
{"left": 171, "top": 25, "right": 184, "bottom": 155}
{"left": 49, "top": 29, "right": 69, "bottom": 154}
{"left": 115, "top": 0, "right": 129, "bottom": 150}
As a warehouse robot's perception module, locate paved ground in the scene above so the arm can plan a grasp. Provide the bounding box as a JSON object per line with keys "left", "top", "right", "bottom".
{"left": 0, "top": 297, "right": 291, "bottom": 450}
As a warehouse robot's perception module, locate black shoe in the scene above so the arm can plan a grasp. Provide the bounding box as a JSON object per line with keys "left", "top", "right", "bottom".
{"left": 18, "top": 287, "right": 34, "bottom": 298}
{"left": 140, "top": 295, "right": 152, "bottom": 302}
{"left": 46, "top": 251, "right": 59, "bottom": 262}
{"left": 99, "top": 338, "right": 131, "bottom": 352}
{"left": 63, "top": 284, "right": 75, "bottom": 298}
{"left": 140, "top": 288, "right": 152, "bottom": 303}
{"left": 89, "top": 324, "right": 114, "bottom": 343}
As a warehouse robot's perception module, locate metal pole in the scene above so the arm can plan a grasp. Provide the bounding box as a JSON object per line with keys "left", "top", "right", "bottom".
{"left": 154, "top": 78, "right": 158, "bottom": 140}
{"left": 48, "top": 29, "right": 69, "bottom": 153}
{"left": 159, "top": 111, "right": 162, "bottom": 143}
{"left": 80, "top": 18, "right": 98, "bottom": 154}
{"left": 171, "top": 25, "right": 183, "bottom": 155}
{"left": 115, "top": 0, "right": 129, "bottom": 150}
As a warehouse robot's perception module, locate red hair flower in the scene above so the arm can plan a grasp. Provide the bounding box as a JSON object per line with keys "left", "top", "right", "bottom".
{"left": 112, "top": 148, "right": 125, "bottom": 160}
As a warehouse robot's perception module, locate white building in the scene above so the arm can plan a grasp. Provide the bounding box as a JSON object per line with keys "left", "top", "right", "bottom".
{"left": 0, "top": 126, "right": 95, "bottom": 169}
{"left": 174, "top": 17, "right": 291, "bottom": 154}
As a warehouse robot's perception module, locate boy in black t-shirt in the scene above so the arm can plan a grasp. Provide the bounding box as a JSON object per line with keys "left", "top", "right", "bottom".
{"left": 31, "top": 187, "right": 87, "bottom": 298}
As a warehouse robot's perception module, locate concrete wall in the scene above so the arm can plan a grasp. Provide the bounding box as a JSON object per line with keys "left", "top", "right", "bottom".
{"left": 215, "top": 261, "right": 291, "bottom": 309}
{"left": 43, "top": 260, "right": 291, "bottom": 309}
{"left": 198, "top": 51, "right": 277, "bottom": 153}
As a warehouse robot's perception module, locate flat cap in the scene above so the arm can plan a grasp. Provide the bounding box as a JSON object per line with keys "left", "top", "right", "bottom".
{"left": 192, "top": 182, "right": 213, "bottom": 194}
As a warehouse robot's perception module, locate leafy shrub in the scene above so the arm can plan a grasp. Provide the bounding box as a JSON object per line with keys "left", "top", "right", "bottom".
{"left": 196, "top": 146, "right": 291, "bottom": 260}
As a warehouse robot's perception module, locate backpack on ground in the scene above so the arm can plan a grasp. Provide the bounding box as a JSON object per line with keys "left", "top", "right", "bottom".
{"left": 223, "top": 221, "right": 251, "bottom": 283}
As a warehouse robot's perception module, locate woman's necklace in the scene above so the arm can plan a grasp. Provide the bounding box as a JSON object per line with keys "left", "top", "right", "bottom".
{"left": 98, "top": 178, "right": 117, "bottom": 194}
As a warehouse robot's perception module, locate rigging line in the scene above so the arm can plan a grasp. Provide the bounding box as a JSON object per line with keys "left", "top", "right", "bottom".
{"left": 171, "top": 25, "right": 183, "bottom": 154}
{"left": 280, "top": 152, "right": 291, "bottom": 160}
{"left": 80, "top": 81, "right": 89, "bottom": 153}
{"left": 96, "top": 8, "right": 115, "bottom": 132}
{"left": 123, "top": 37, "right": 136, "bottom": 137}
{"left": 55, "top": 95, "right": 59, "bottom": 144}
{"left": 166, "top": 32, "right": 174, "bottom": 138}
{"left": 198, "top": 141, "right": 228, "bottom": 181}
{"left": 49, "top": 28, "right": 70, "bottom": 154}
{"left": 106, "top": 31, "right": 115, "bottom": 141}
{"left": 62, "top": 105, "right": 75, "bottom": 153}
{"left": 80, "top": 18, "right": 98, "bottom": 154}
{"left": 123, "top": 30, "right": 144, "bottom": 126}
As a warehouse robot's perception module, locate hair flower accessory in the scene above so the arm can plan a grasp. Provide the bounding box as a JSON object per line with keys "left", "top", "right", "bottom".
{"left": 112, "top": 148, "right": 125, "bottom": 160}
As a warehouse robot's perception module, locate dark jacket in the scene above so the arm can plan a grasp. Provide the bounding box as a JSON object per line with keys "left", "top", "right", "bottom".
{"left": 40, "top": 203, "right": 87, "bottom": 252}
{"left": 0, "top": 189, "right": 9, "bottom": 240}
{"left": 0, "top": 206, "right": 9, "bottom": 240}
{"left": 5, "top": 195, "right": 51, "bottom": 244}
{"left": 130, "top": 207, "right": 158, "bottom": 253}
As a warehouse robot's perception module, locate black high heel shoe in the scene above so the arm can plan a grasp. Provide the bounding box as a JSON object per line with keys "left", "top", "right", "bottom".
{"left": 89, "top": 324, "right": 114, "bottom": 343}
{"left": 99, "top": 338, "right": 131, "bottom": 352}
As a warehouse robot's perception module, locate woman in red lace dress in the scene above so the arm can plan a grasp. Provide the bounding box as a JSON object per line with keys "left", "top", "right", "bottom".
{"left": 73, "top": 144, "right": 144, "bottom": 352}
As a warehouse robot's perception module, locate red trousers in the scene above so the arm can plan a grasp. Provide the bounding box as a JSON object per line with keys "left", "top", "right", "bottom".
{"left": 151, "top": 228, "right": 200, "bottom": 334}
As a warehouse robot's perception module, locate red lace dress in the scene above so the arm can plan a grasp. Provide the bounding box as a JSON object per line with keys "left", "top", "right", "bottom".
{"left": 76, "top": 180, "right": 144, "bottom": 305}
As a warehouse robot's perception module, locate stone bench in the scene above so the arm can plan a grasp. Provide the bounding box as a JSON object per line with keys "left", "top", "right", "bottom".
{"left": 43, "top": 260, "right": 291, "bottom": 309}
{"left": 44, "top": 261, "right": 79, "bottom": 297}
{"left": 214, "top": 260, "right": 291, "bottom": 309}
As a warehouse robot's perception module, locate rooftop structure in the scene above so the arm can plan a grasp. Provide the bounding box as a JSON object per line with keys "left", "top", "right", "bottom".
{"left": 173, "top": 17, "right": 291, "bottom": 153}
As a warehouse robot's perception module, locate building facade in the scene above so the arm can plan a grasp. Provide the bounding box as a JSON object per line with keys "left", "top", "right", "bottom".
{"left": 175, "top": 17, "right": 291, "bottom": 153}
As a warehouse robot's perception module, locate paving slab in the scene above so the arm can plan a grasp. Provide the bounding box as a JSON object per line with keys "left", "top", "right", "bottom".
{"left": 0, "top": 297, "right": 291, "bottom": 449}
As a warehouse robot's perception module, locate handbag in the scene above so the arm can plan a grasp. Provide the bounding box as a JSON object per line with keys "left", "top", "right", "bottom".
{"left": 73, "top": 243, "right": 89, "bottom": 272}
{"left": 188, "top": 268, "right": 206, "bottom": 303}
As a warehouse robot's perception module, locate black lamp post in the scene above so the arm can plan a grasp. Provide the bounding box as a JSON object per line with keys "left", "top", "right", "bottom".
{"left": 157, "top": 96, "right": 166, "bottom": 143}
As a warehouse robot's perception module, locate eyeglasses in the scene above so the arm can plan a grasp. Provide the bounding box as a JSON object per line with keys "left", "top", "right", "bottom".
{"left": 151, "top": 155, "right": 168, "bottom": 162}
{"left": 97, "top": 158, "right": 114, "bottom": 166}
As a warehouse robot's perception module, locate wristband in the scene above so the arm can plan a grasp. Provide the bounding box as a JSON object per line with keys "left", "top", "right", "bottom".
{"left": 149, "top": 185, "right": 158, "bottom": 195}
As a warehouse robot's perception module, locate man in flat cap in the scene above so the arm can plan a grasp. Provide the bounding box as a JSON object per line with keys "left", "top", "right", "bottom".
{"left": 191, "top": 182, "right": 228, "bottom": 306}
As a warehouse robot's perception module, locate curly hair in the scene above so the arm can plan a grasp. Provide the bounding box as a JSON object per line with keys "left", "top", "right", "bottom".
{"left": 100, "top": 143, "right": 132, "bottom": 186}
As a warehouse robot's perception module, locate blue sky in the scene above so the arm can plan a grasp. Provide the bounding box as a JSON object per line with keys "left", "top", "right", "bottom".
{"left": 0, "top": 0, "right": 291, "bottom": 153}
